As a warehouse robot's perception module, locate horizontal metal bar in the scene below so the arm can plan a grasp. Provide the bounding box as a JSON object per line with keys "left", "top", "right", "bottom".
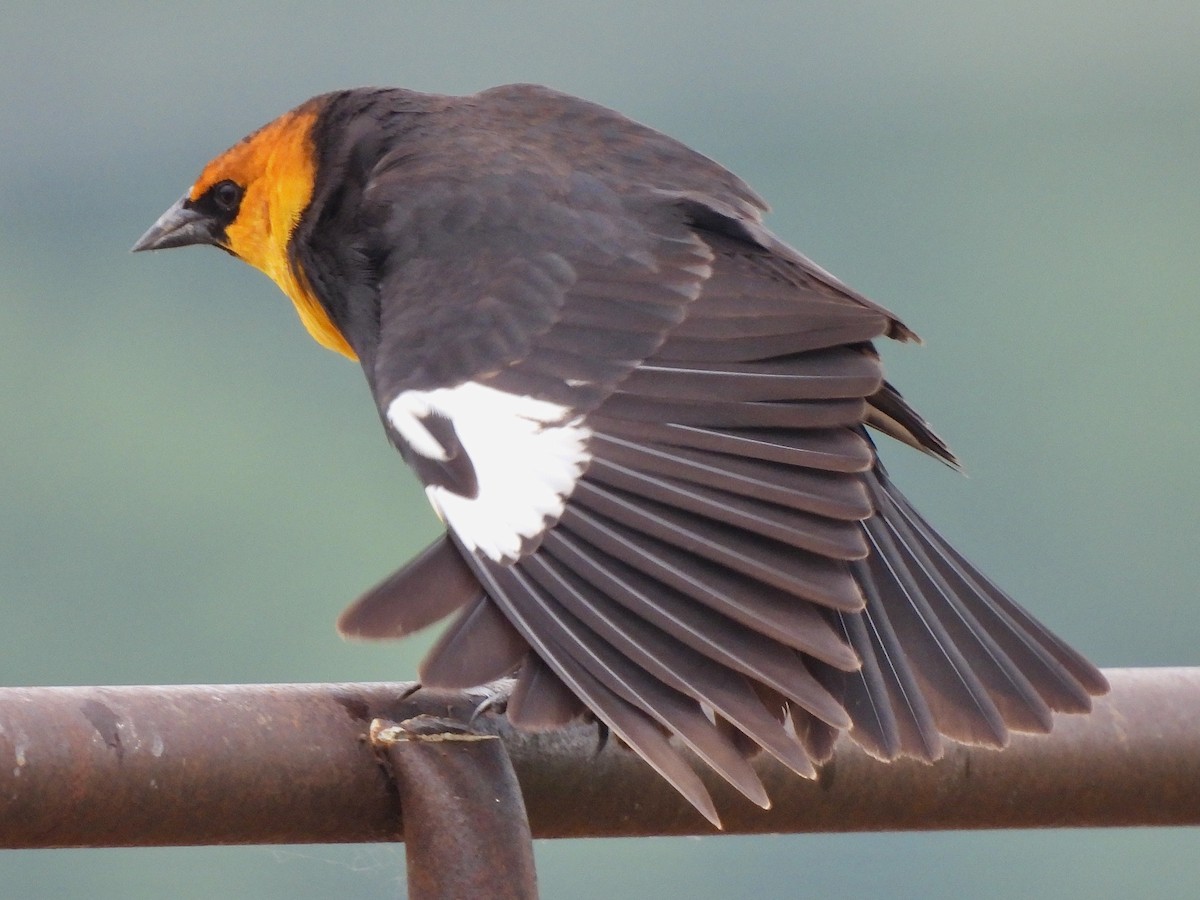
{"left": 1, "top": 667, "right": 1197, "bottom": 848}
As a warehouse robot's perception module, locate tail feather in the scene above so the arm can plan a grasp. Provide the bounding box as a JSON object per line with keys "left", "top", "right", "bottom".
{"left": 337, "top": 536, "right": 482, "bottom": 639}
{"left": 468, "top": 552, "right": 725, "bottom": 827}
{"left": 834, "top": 581, "right": 944, "bottom": 761}
{"left": 562, "top": 493, "right": 863, "bottom": 610}
{"left": 587, "top": 455, "right": 868, "bottom": 560}
{"left": 537, "top": 532, "right": 849, "bottom": 729}
{"left": 621, "top": 350, "right": 882, "bottom": 403}
{"left": 787, "top": 700, "right": 842, "bottom": 765}
{"left": 507, "top": 653, "right": 584, "bottom": 728}
{"left": 592, "top": 432, "right": 873, "bottom": 520}
{"left": 523, "top": 551, "right": 815, "bottom": 781}
{"left": 590, "top": 416, "right": 876, "bottom": 473}
{"left": 545, "top": 527, "right": 859, "bottom": 668}
{"left": 882, "top": 478, "right": 1108, "bottom": 703}
{"left": 860, "top": 510, "right": 1010, "bottom": 747}
{"left": 600, "top": 393, "right": 869, "bottom": 429}
{"left": 419, "top": 594, "right": 529, "bottom": 689}
{"left": 656, "top": 322, "right": 888, "bottom": 363}
{"left": 872, "top": 478, "right": 1056, "bottom": 733}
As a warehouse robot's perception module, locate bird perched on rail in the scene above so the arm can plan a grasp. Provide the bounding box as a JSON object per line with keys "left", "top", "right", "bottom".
{"left": 134, "top": 84, "right": 1107, "bottom": 826}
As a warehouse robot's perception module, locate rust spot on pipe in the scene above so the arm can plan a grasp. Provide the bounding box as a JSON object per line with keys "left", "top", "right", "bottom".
{"left": 333, "top": 694, "right": 371, "bottom": 724}
{"left": 80, "top": 699, "right": 124, "bottom": 761}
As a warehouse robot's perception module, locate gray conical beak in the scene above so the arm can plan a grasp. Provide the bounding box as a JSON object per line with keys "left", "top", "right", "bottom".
{"left": 132, "top": 194, "right": 219, "bottom": 252}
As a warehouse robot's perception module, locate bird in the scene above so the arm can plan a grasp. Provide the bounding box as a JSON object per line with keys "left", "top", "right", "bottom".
{"left": 133, "top": 83, "right": 1108, "bottom": 827}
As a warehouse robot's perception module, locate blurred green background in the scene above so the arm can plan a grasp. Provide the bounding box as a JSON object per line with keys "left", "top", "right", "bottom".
{"left": 2, "top": 2, "right": 1198, "bottom": 897}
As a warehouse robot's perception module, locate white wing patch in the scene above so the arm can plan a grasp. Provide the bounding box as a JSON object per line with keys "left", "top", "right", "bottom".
{"left": 387, "top": 382, "right": 592, "bottom": 563}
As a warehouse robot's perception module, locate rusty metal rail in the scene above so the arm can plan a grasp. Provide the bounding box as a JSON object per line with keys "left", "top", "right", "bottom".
{"left": 1, "top": 667, "right": 1198, "bottom": 852}
{"left": 370, "top": 714, "right": 537, "bottom": 899}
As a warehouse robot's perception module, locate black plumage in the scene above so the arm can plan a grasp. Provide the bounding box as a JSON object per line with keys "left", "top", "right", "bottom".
{"left": 138, "top": 83, "right": 1108, "bottom": 827}
{"left": 320, "top": 85, "right": 1107, "bottom": 825}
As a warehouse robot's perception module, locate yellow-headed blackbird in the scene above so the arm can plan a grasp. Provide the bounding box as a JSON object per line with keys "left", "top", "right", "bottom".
{"left": 134, "top": 84, "right": 1107, "bottom": 825}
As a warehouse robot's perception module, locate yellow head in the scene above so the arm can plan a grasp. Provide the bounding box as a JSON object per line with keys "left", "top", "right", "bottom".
{"left": 133, "top": 99, "right": 356, "bottom": 359}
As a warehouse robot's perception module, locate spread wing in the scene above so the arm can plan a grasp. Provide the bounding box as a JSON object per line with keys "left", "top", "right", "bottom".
{"left": 362, "top": 163, "right": 717, "bottom": 558}
{"left": 336, "top": 118, "right": 1106, "bottom": 827}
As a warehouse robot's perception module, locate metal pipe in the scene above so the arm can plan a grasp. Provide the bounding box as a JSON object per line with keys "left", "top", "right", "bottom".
{"left": 371, "top": 716, "right": 538, "bottom": 900}
{"left": 1, "top": 668, "right": 1197, "bottom": 848}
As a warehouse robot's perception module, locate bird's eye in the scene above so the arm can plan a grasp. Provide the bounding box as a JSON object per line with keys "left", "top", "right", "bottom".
{"left": 211, "top": 180, "right": 243, "bottom": 213}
